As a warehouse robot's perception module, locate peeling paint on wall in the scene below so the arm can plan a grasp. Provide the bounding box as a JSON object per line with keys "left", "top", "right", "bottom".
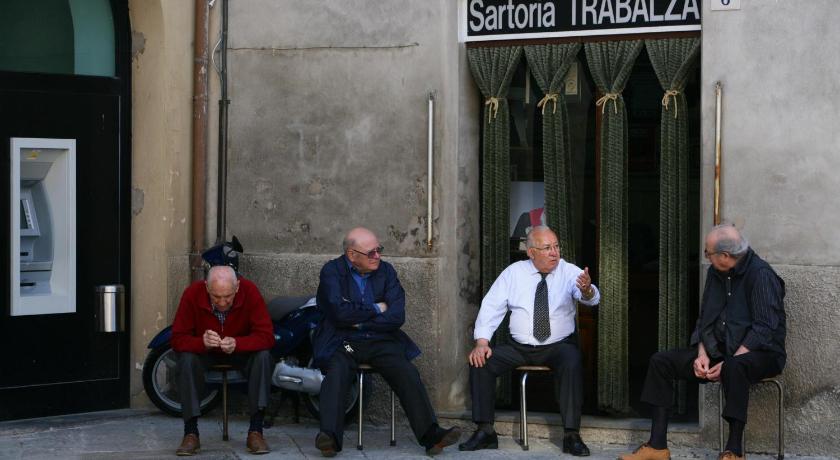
{"left": 131, "top": 187, "right": 145, "bottom": 216}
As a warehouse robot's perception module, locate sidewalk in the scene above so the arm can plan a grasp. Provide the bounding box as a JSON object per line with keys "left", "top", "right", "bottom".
{"left": 0, "top": 409, "right": 834, "bottom": 460}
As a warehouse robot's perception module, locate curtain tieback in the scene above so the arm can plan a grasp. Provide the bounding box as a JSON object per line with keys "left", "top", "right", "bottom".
{"left": 595, "top": 92, "right": 620, "bottom": 114}
{"left": 662, "top": 89, "right": 681, "bottom": 119}
{"left": 485, "top": 97, "right": 500, "bottom": 123}
{"left": 537, "top": 93, "right": 559, "bottom": 115}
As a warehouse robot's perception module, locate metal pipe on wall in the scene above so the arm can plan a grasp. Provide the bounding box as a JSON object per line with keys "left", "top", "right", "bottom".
{"left": 714, "top": 81, "right": 722, "bottom": 226}
{"left": 427, "top": 92, "right": 435, "bottom": 248}
{"left": 190, "top": 0, "right": 210, "bottom": 281}
{"left": 214, "top": 0, "right": 230, "bottom": 244}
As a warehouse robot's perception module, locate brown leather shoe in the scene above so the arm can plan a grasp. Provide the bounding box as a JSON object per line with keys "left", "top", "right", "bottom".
{"left": 247, "top": 431, "right": 270, "bottom": 455}
{"left": 618, "top": 442, "right": 670, "bottom": 460}
{"left": 176, "top": 433, "right": 200, "bottom": 456}
{"left": 718, "top": 451, "right": 745, "bottom": 460}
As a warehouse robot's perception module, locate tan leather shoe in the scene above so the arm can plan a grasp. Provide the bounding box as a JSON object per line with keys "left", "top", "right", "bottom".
{"left": 718, "top": 451, "right": 745, "bottom": 460}
{"left": 618, "top": 442, "right": 670, "bottom": 460}
{"left": 176, "top": 433, "right": 200, "bottom": 456}
{"left": 247, "top": 431, "right": 270, "bottom": 455}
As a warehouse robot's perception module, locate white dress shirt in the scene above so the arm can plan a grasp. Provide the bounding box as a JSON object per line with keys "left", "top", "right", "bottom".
{"left": 474, "top": 259, "right": 600, "bottom": 346}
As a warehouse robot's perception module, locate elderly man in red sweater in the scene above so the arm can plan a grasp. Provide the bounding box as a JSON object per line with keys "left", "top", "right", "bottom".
{"left": 171, "top": 265, "right": 275, "bottom": 456}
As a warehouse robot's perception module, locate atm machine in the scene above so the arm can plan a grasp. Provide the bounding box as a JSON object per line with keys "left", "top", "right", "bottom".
{"left": 10, "top": 137, "right": 76, "bottom": 316}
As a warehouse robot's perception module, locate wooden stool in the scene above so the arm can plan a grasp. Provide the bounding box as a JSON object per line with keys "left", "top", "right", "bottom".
{"left": 516, "top": 365, "right": 552, "bottom": 451}
{"left": 205, "top": 364, "right": 246, "bottom": 441}
{"left": 356, "top": 363, "right": 396, "bottom": 450}
{"left": 718, "top": 376, "right": 784, "bottom": 459}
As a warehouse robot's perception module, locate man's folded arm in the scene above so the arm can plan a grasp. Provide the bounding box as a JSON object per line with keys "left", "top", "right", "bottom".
{"left": 357, "top": 265, "right": 406, "bottom": 331}
{"left": 317, "top": 264, "right": 379, "bottom": 326}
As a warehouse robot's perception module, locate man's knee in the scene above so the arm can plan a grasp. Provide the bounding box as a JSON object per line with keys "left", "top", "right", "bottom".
{"left": 550, "top": 350, "right": 582, "bottom": 373}
{"left": 179, "top": 352, "right": 202, "bottom": 370}
{"left": 648, "top": 350, "right": 674, "bottom": 371}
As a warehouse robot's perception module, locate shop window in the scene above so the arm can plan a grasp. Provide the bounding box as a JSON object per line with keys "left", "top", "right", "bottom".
{"left": 0, "top": 0, "right": 115, "bottom": 77}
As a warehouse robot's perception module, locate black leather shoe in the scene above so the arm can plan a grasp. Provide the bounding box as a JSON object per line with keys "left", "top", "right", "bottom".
{"left": 425, "top": 426, "right": 461, "bottom": 456}
{"left": 562, "top": 432, "right": 590, "bottom": 457}
{"left": 315, "top": 431, "right": 339, "bottom": 457}
{"left": 458, "top": 429, "right": 499, "bottom": 451}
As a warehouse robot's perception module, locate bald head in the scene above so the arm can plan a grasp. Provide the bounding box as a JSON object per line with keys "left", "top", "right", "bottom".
{"left": 342, "top": 227, "right": 377, "bottom": 252}
{"left": 206, "top": 265, "right": 239, "bottom": 311}
{"left": 207, "top": 265, "right": 238, "bottom": 289}
{"left": 343, "top": 227, "right": 382, "bottom": 274}
{"left": 706, "top": 224, "right": 749, "bottom": 258}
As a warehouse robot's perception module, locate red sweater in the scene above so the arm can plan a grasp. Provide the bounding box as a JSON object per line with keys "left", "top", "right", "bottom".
{"left": 171, "top": 278, "right": 274, "bottom": 354}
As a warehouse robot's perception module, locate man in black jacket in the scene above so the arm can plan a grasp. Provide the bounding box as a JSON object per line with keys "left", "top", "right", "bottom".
{"left": 312, "top": 227, "right": 460, "bottom": 457}
{"left": 620, "top": 225, "right": 786, "bottom": 460}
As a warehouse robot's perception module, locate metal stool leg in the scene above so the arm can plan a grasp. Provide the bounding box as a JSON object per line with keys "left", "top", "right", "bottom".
{"left": 390, "top": 390, "right": 396, "bottom": 446}
{"left": 768, "top": 380, "right": 785, "bottom": 460}
{"left": 357, "top": 371, "right": 365, "bottom": 450}
{"left": 520, "top": 371, "right": 529, "bottom": 451}
{"left": 718, "top": 383, "right": 724, "bottom": 452}
{"left": 222, "top": 370, "right": 229, "bottom": 441}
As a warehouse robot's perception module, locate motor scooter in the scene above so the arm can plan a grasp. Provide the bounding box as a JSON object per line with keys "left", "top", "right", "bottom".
{"left": 141, "top": 239, "right": 360, "bottom": 421}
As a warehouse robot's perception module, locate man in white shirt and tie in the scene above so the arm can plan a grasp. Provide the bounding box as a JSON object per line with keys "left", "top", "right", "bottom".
{"left": 459, "top": 226, "right": 600, "bottom": 456}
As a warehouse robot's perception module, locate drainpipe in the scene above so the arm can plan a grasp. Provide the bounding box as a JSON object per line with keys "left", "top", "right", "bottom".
{"left": 215, "top": 0, "right": 230, "bottom": 245}
{"left": 190, "top": 0, "right": 210, "bottom": 282}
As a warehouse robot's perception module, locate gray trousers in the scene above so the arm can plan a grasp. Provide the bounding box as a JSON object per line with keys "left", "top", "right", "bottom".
{"left": 178, "top": 350, "right": 273, "bottom": 420}
{"left": 470, "top": 336, "right": 583, "bottom": 430}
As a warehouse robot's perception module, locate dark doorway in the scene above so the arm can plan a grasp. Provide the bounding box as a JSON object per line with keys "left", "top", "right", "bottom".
{"left": 0, "top": 0, "right": 131, "bottom": 421}
{"left": 492, "top": 42, "right": 700, "bottom": 420}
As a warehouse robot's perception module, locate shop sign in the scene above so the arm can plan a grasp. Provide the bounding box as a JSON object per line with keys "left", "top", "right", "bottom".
{"left": 461, "top": 0, "right": 701, "bottom": 42}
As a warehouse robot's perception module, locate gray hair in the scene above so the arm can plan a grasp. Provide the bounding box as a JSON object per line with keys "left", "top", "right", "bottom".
{"left": 711, "top": 223, "right": 750, "bottom": 258}
{"left": 207, "top": 265, "right": 238, "bottom": 287}
{"left": 342, "top": 237, "right": 355, "bottom": 252}
{"left": 526, "top": 225, "right": 553, "bottom": 249}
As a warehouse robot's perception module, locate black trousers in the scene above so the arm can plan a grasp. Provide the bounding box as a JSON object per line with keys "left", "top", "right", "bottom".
{"left": 640, "top": 347, "right": 782, "bottom": 423}
{"left": 178, "top": 350, "right": 274, "bottom": 421}
{"left": 319, "top": 337, "right": 437, "bottom": 450}
{"left": 470, "top": 336, "right": 583, "bottom": 430}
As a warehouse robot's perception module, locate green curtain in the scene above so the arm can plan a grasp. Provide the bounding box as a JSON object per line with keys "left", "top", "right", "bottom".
{"left": 646, "top": 37, "right": 699, "bottom": 354}
{"left": 524, "top": 43, "right": 582, "bottom": 264}
{"left": 467, "top": 46, "right": 522, "bottom": 405}
{"left": 467, "top": 46, "right": 522, "bottom": 293}
{"left": 646, "top": 37, "right": 699, "bottom": 413}
{"left": 584, "top": 40, "right": 642, "bottom": 414}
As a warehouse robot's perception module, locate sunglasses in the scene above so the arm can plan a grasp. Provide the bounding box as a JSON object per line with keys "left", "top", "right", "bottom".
{"left": 350, "top": 245, "right": 384, "bottom": 259}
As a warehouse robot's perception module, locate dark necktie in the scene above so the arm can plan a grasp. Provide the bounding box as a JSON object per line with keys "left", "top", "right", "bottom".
{"left": 533, "top": 273, "right": 550, "bottom": 342}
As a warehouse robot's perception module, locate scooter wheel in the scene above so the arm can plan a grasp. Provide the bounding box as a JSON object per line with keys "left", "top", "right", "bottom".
{"left": 142, "top": 344, "right": 222, "bottom": 417}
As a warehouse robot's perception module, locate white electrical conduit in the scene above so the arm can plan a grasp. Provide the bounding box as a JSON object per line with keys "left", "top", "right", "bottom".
{"left": 427, "top": 92, "right": 435, "bottom": 248}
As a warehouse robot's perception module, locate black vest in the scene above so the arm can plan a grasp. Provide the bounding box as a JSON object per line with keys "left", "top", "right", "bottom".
{"left": 693, "top": 249, "right": 786, "bottom": 365}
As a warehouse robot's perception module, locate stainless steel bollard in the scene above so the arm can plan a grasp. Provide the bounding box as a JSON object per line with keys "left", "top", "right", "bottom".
{"left": 96, "top": 284, "right": 125, "bottom": 332}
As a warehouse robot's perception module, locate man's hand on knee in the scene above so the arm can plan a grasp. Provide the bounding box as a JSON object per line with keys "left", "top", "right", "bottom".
{"left": 469, "top": 339, "right": 493, "bottom": 368}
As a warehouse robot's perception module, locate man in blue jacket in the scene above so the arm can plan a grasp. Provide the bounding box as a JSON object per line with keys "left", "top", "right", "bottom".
{"left": 312, "top": 227, "right": 460, "bottom": 457}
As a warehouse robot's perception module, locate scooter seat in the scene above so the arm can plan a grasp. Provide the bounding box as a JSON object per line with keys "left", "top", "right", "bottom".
{"left": 267, "top": 295, "right": 316, "bottom": 321}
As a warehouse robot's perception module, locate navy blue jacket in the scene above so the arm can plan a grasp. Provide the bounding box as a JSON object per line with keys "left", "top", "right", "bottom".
{"left": 312, "top": 256, "right": 421, "bottom": 368}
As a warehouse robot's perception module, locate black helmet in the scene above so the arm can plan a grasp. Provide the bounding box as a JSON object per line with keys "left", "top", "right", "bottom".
{"left": 201, "top": 235, "right": 243, "bottom": 272}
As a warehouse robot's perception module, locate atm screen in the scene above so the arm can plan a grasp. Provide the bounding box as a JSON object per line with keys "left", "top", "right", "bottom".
{"left": 20, "top": 200, "right": 30, "bottom": 229}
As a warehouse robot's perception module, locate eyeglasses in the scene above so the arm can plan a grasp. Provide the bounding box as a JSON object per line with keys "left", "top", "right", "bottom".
{"left": 703, "top": 249, "right": 725, "bottom": 258}
{"left": 350, "top": 245, "right": 384, "bottom": 259}
{"left": 532, "top": 244, "right": 560, "bottom": 253}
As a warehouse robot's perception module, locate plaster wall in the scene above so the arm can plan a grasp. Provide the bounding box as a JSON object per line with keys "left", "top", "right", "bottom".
{"left": 700, "top": 1, "right": 840, "bottom": 455}
{"left": 223, "top": 0, "right": 482, "bottom": 414}
{"left": 128, "top": 0, "right": 194, "bottom": 407}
